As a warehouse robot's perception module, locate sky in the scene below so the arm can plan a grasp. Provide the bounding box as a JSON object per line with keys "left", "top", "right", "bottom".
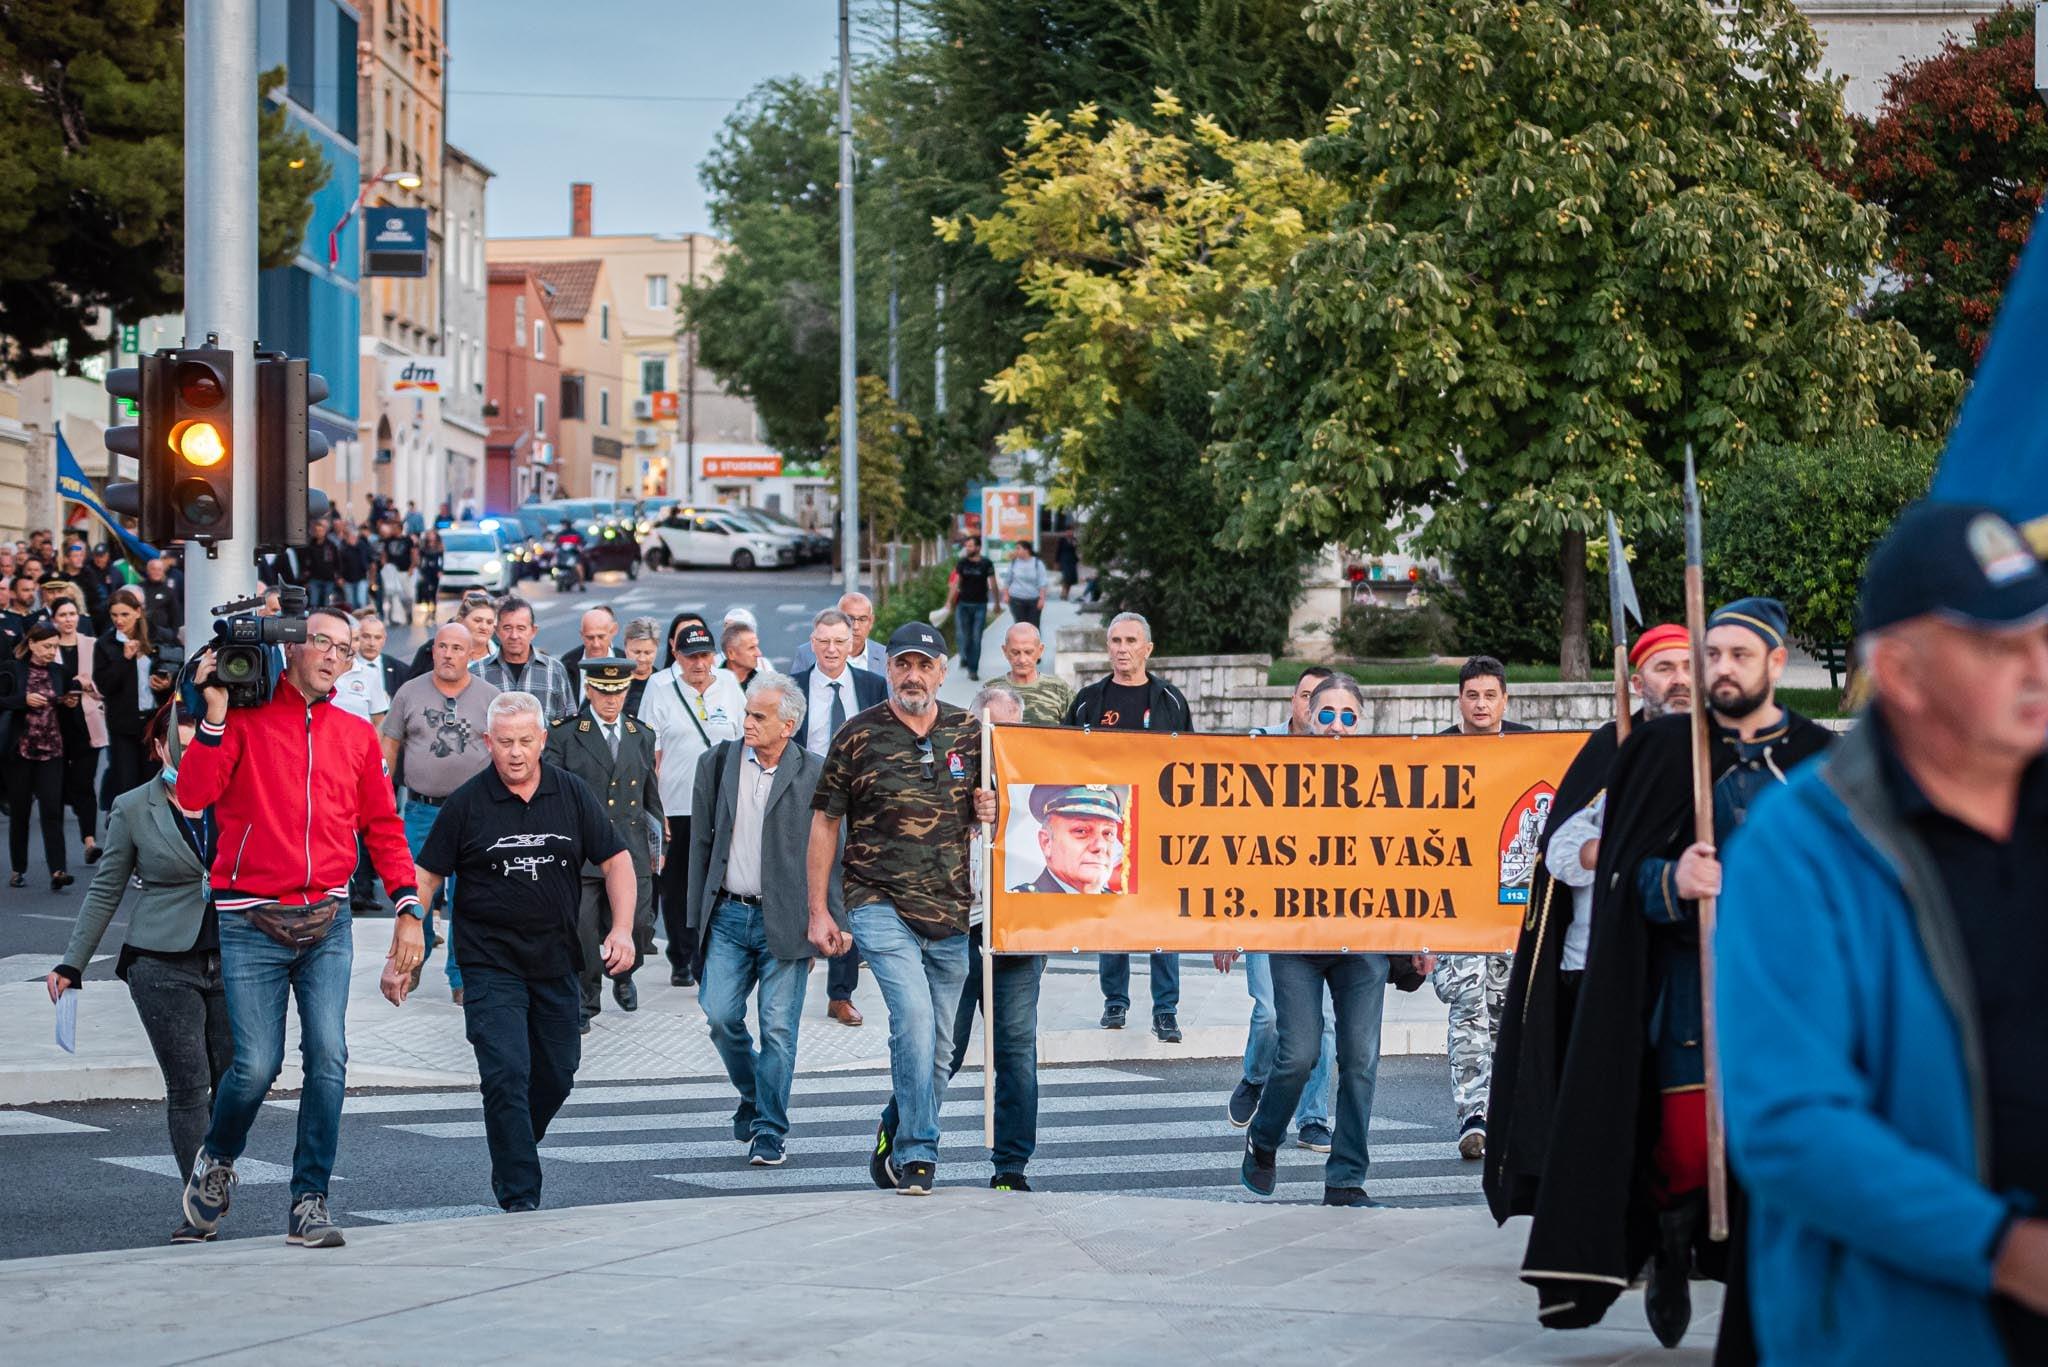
{"left": 446, "top": 0, "right": 846, "bottom": 239}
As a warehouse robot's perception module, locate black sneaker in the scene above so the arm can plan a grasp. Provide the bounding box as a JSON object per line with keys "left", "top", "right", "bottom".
{"left": 1100, "top": 1003, "right": 1127, "bottom": 1030}
{"left": 287, "top": 1193, "right": 346, "bottom": 1248}
{"left": 504, "top": 1199, "right": 538, "bottom": 1213}
{"left": 1323, "top": 1186, "right": 1381, "bottom": 1208}
{"left": 733, "top": 1099, "right": 759, "bottom": 1143}
{"left": 180, "top": 1152, "right": 237, "bottom": 1234}
{"left": 749, "top": 1133, "right": 787, "bottom": 1167}
{"left": 169, "top": 1221, "right": 216, "bottom": 1244}
{"left": 1296, "top": 1121, "right": 1333, "bottom": 1153}
{"left": 990, "top": 1172, "right": 1032, "bottom": 1192}
{"left": 1240, "top": 1138, "right": 1278, "bottom": 1197}
{"left": 1226, "top": 1079, "right": 1262, "bottom": 1128}
{"left": 898, "top": 1160, "right": 935, "bottom": 1195}
{"left": 1152, "top": 1012, "right": 1182, "bottom": 1043}
{"left": 670, "top": 969, "right": 696, "bottom": 988}
{"left": 1458, "top": 1115, "right": 1486, "bottom": 1160}
{"left": 868, "top": 1118, "right": 900, "bottom": 1189}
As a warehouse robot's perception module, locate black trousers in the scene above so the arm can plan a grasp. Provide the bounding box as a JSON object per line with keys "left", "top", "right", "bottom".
{"left": 102, "top": 731, "right": 156, "bottom": 810}
{"left": 64, "top": 742, "right": 100, "bottom": 844}
{"left": 7, "top": 754, "right": 66, "bottom": 875}
{"left": 126, "top": 949, "right": 234, "bottom": 1178}
{"left": 461, "top": 967, "right": 582, "bottom": 1210}
{"left": 660, "top": 814, "right": 695, "bottom": 974}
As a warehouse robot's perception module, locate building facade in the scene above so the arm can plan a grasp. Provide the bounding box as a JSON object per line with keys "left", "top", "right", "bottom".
{"left": 485, "top": 264, "right": 564, "bottom": 510}
{"left": 441, "top": 143, "right": 493, "bottom": 518}
{"left": 487, "top": 258, "right": 626, "bottom": 500}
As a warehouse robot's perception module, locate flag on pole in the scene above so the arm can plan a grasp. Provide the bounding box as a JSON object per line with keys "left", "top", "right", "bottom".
{"left": 1930, "top": 207, "right": 2048, "bottom": 552}
{"left": 54, "top": 424, "right": 159, "bottom": 562}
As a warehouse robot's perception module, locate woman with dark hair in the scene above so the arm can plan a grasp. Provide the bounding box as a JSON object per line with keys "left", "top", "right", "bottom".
{"left": 96, "top": 587, "right": 175, "bottom": 806}
{"left": 2, "top": 621, "right": 75, "bottom": 888}
{"left": 47, "top": 703, "right": 231, "bottom": 1244}
{"left": 415, "top": 528, "right": 445, "bottom": 609}
{"left": 48, "top": 593, "right": 108, "bottom": 863}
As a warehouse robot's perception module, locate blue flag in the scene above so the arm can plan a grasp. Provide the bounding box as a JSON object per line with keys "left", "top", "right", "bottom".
{"left": 55, "top": 425, "right": 160, "bottom": 562}
{"left": 1930, "top": 207, "right": 2048, "bottom": 551}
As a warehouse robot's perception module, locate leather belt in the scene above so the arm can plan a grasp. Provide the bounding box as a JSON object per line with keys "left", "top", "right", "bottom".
{"left": 408, "top": 791, "right": 450, "bottom": 808}
{"left": 718, "top": 888, "right": 763, "bottom": 907}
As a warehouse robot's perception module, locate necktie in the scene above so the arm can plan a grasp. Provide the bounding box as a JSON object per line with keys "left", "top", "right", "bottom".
{"left": 829, "top": 679, "right": 846, "bottom": 734}
{"left": 604, "top": 723, "right": 619, "bottom": 758}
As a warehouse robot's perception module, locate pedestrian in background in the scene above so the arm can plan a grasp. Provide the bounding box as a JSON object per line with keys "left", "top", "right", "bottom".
{"left": 96, "top": 587, "right": 172, "bottom": 807}
{"left": 790, "top": 592, "right": 886, "bottom": 674}
{"left": 472, "top": 595, "right": 576, "bottom": 725}
{"left": 407, "top": 589, "right": 495, "bottom": 678}
{"left": 999, "top": 540, "right": 1048, "bottom": 631}
{"left": 621, "top": 616, "right": 660, "bottom": 716}
{"left": 1066, "top": 611, "right": 1192, "bottom": 1041}
{"left": 336, "top": 520, "right": 371, "bottom": 610}
{"left": 377, "top": 518, "right": 416, "bottom": 625}
{"left": 416, "top": 528, "right": 444, "bottom": 611}
{"left": 47, "top": 704, "right": 228, "bottom": 1243}
{"left": 999, "top": 622, "right": 1072, "bottom": 726}
{"left": 808, "top": 622, "right": 996, "bottom": 1195}
{"left": 1055, "top": 532, "right": 1080, "bottom": 601}
{"left": 3, "top": 621, "right": 75, "bottom": 888}
{"left": 688, "top": 670, "right": 835, "bottom": 1167}
{"left": 945, "top": 536, "right": 996, "bottom": 681}
{"left": 558, "top": 604, "right": 618, "bottom": 673}
{"left": 48, "top": 591, "right": 106, "bottom": 864}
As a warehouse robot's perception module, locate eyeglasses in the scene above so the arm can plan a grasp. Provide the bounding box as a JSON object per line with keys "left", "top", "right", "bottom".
{"left": 1316, "top": 707, "right": 1360, "bottom": 728}
{"left": 914, "top": 737, "right": 936, "bottom": 782}
{"left": 305, "top": 632, "right": 355, "bottom": 661}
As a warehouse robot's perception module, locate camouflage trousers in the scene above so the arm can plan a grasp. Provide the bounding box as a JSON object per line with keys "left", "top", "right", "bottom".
{"left": 1430, "top": 953, "right": 1511, "bottom": 1126}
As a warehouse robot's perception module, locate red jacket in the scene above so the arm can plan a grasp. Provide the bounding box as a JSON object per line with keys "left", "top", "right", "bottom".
{"left": 179, "top": 678, "right": 418, "bottom": 913}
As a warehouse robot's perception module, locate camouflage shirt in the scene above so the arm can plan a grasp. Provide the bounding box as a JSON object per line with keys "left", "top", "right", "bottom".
{"left": 1008, "top": 674, "right": 1075, "bottom": 727}
{"left": 812, "top": 701, "right": 981, "bottom": 937}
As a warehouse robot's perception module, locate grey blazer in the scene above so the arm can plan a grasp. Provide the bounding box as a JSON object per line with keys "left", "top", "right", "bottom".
{"left": 686, "top": 739, "right": 843, "bottom": 961}
{"left": 60, "top": 778, "right": 211, "bottom": 973}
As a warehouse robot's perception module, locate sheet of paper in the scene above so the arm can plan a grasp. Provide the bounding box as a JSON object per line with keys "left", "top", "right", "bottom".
{"left": 55, "top": 988, "right": 77, "bottom": 1054}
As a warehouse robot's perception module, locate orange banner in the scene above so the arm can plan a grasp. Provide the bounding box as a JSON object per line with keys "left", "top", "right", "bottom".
{"left": 988, "top": 726, "right": 1588, "bottom": 954}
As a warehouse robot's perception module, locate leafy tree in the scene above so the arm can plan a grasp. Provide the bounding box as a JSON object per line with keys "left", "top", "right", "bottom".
{"left": 1852, "top": 4, "right": 2048, "bottom": 375}
{"left": 828, "top": 374, "right": 919, "bottom": 545}
{"left": 1705, "top": 431, "right": 1938, "bottom": 651}
{"left": 0, "top": 5, "right": 327, "bottom": 374}
{"left": 1209, "top": 0, "right": 1958, "bottom": 679}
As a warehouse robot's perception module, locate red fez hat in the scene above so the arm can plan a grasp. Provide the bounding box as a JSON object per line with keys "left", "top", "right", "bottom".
{"left": 1629, "top": 623, "right": 1688, "bottom": 668}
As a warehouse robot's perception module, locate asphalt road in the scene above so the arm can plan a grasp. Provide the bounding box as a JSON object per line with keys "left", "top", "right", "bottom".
{"left": 0, "top": 1054, "right": 1480, "bottom": 1259}
{"left": 0, "top": 562, "right": 844, "bottom": 970}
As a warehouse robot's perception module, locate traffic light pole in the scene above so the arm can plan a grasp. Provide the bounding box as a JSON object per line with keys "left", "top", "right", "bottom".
{"left": 183, "top": 0, "right": 262, "bottom": 621}
{"left": 837, "top": 0, "right": 860, "bottom": 590}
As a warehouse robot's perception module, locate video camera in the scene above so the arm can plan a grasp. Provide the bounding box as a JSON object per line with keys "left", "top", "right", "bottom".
{"left": 177, "top": 586, "right": 309, "bottom": 712}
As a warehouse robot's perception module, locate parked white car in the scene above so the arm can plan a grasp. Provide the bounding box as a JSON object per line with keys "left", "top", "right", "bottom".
{"left": 436, "top": 524, "right": 514, "bottom": 596}
{"left": 648, "top": 509, "right": 798, "bottom": 571}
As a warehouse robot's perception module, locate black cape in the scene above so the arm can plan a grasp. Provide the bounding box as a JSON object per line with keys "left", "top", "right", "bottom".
{"left": 1483, "top": 713, "right": 1638, "bottom": 1224}
{"left": 1519, "top": 708, "right": 1834, "bottom": 1328}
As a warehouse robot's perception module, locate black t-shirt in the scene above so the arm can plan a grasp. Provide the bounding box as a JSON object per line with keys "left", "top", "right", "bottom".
{"left": 1098, "top": 680, "right": 1153, "bottom": 730}
{"left": 381, "top": 535, "right": 415, "bottom": 572}
{"left": 954, "top": 555, "right": 994, "bottom": 605}
{"left": 416, "top": 763, "right": 625, "bottom": 980}
{"left": 1876, "top": 717, "right": 2048, "bottom": 1358}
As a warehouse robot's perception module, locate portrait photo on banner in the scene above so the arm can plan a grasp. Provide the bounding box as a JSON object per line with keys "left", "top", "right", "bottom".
{"left": 1003, "top": 782, "right": 1138, "bottom": 896}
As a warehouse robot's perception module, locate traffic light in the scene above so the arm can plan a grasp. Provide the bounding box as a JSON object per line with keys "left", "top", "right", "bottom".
{"left": 254, "top": 354, "right": 333, "bottom": 549}
{"left": 164, "top": 347, "right": 235, "bottom": 541}
{"left": 104, "top": 354, "right": 168, "bottom": 545}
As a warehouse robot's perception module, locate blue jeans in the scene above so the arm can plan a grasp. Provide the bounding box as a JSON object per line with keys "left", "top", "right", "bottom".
{"left": 202, "top": 905, "right": 354, "bottom": 1198}
{"left": 851, "top": 902, "right": 969, "bottom": 1166}
{"left": 404, "top": 798, "right": 461, "bottom": 990}
{"left": 1248, "top": 954, "right": 1391, "bottom": 1190}
{"left": 342, "top": 580, "right": 368, "bottom": 609}
{"left": 954, "top": 602, "right": 988, "bottom": 674}
{"left": 883, "top": 925, "right": 1045, "bottom": 1173}
{"left": 1098, "top": 952, "right": 1180, "bottom": 1014}
{"left": 461, "top": 967, "right": 582, "bottom": 1209}
{"left": 1242, "top": 952, "right": 1335, "bottom": 1129}
{"left": 699, "top": 899, "right": 811, "bottom": 1140}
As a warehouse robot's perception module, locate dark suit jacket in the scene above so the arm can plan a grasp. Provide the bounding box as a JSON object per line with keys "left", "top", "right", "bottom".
{"left": 686, "top": 739, "right": 842, "bottom": 961}
{"left": 790, "top": 665, "right": 887, "bottom": 730}
{"left": 375, "top": 653, "right": 409, "bottom": 698}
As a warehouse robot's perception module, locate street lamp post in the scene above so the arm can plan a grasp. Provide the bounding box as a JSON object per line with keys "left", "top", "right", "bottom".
{"left": 838, "top": 0, "right": 860, "bottom": 588}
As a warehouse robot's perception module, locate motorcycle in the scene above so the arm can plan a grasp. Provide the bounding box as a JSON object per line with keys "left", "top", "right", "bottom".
{"left": 552, "top": 535, "right": 585, "bottom": 593}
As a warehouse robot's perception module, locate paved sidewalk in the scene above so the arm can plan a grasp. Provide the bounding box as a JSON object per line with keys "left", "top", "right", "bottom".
{"left": 2, "top": 941, "right": 1455, "bottom": 1104}
{"left": 0, "top": 1190, "right": 1718, "bottom": 1365}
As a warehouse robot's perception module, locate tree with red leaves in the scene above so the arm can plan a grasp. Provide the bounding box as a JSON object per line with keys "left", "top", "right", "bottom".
{"left": 1853, "top": 4, "right": 2048, "bottom": 375}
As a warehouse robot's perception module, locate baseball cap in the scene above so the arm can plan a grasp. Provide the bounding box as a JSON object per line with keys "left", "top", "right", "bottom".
{"left": 887, "top": 621, "right": 946, "bottom": 660}
{"left": 1858, "top": 501, "right": 2048, "bottom": 635}
{"left": 675, "top": 621, "right": 716, "bottom": 655}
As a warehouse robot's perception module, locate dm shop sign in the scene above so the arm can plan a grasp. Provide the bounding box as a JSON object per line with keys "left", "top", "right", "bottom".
{"left": 365, "top": 207, "right": 430, "bottom": 278}
{"left": 384, "top": 357, "right": 444, "bottom": 398}
{"left": 988, "top": 726, "right": 1586, "bottom": 955}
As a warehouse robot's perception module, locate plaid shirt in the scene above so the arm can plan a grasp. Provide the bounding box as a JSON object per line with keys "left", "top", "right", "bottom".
{"left": 470, "top": 649, "right": 577, "bottom": 724}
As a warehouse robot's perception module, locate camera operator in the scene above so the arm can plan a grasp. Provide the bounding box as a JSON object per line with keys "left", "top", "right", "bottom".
{"left": 171, "top": 604, "right": 420, "bottom": 1251}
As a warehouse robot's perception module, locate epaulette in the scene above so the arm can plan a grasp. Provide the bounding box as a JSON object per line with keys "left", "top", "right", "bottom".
{"left": 551, "top": 717, "right": 569, "bottom": 728}
{"left": 577, "top": 719, "right": 591, "bottom": 731}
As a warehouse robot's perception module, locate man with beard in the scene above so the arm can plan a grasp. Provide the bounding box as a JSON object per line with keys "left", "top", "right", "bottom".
{"left": 1484, "top": 623, "right": 1691, "bottom": 1223}
{"left": 1521, "top": 597, "right": 1833, "bottom": 1358}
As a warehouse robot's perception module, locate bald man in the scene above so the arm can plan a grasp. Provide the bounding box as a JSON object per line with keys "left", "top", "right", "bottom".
{"left": 560, "top": 605, "right": 619, "bottom": 673}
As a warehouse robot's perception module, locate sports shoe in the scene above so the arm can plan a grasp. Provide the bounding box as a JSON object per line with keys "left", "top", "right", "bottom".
{"left": 1323, "top": 1186, "right": 1381, "bottom": 1208}
{"left": 169, "top": 1221, "right": 216, "bottom": 1244}
{"left": 749, "top": 1134, "right": 787, "bottom": 1167}
{"left": 990, "top": 1172, "right": 1033, "bottom": 1192}
{"left": 1240, "top": 1137, "right": 1278, "bottom": 1197}
{"left": 868, "top": 1118, "right": 900, "bottom": 1189}
{"left": 1100, "top": 1003, "right": 1127, "bottom": 1030}
{"left": 287, "top": 1193, "right": 346, "bottom": 1248}
{"left": 1226, "top": 1079, "right": 1262, "bottom": 1128}
{"left": 1458, "top": 1116, "right": 1486, "bottom": 1160}
{"left": 504, "top": 1200, "right": 538, "bottom": 1213}
{"left": 1296, "top": 1121, "right": 1333, "bottom": 1153}
{"left": 897, "top": 1161, "right": 935, "bottom": 1195}
{"left": 180, "top": 1152, "right": 237, "bottom": 1234}
{"left": 733, "top": 1099, "right": 759, "bottom": 1143}
{"left": 1152, "top": 1012, "right": 1183, "bottom": 1043}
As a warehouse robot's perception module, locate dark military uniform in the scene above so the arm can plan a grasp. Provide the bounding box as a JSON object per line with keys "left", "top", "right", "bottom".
{"left": 1010, "top": 784, "right": 1125, "bottom": 894}
{"left": 545, "top": 659, "right": 663, "bottom": 1021}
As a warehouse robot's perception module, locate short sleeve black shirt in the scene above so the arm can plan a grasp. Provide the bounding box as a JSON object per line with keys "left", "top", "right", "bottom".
{"left": 416, "top": 763, "right": 625, "bottom": 979}
{"left": 381, "top": 535, "right": 415, "bottom": 572}
{"left": 1098, "top": 680, "right": 1153, "bottom": 730}
{"left": 954, "top": 555, "right": 994, "bottom": 605}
